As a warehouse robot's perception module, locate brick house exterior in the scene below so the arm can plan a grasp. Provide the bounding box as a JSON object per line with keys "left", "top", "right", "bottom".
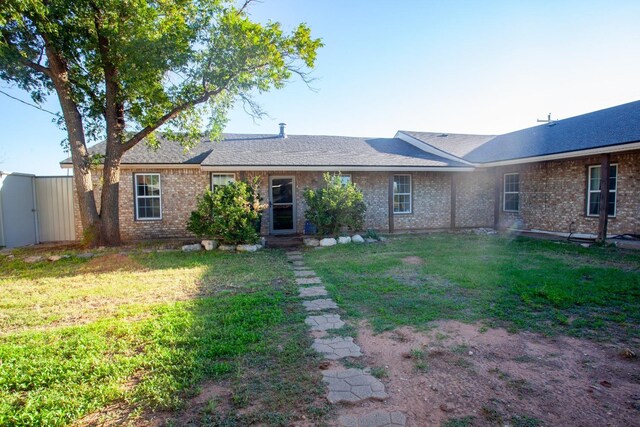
{"left": 65, "top": 101, "right": 640, "bottom": 241}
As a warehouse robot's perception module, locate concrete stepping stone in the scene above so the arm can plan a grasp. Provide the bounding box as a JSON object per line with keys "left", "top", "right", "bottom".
{"left": 322, "top": 369, "right": 388, "bottom": 403}
{"left": 292, "top": 265, "right": 310, "bottom": 271}
{"left": 305, "top": 314, "right": 345, "bottom": 331}
{"left": 303, "top": 298, "right": 338, "bottom": 311}
{"left": 312, "top": 336, "right": 362, "bottom": 359}
{"left": 293, "top": 269, "right": 316, "bottom": 277}
{"left": 299, "top": 286, "right": 328, "bottom": 298}
{"left": 286, "top": 251, "right": 302, "bottom": 256}
{"left": 291, "top": 260, "right": 305, "bottom": 267}
{"left": 287, "top": 254, "right": 303, "bottom": 261}
{"left": 296, "top": 277, "right": 322, "bottom": 285}
{"left": 339, "top": 411, "right": 406, "bottom": 427}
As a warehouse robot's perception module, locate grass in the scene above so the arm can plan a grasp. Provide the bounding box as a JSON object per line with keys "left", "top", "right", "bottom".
{"left": 303, "top": 233, "right": 640, "bottom": 340}
{"left": 0, "top": 247, "right": 327, "bottom": 426}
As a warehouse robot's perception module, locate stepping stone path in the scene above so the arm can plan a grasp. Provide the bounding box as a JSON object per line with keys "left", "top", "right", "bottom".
{"left": 305, "top": 314, "right": 345, "bottom": 331}
{"left": 303, "top": 298, "right": 338, "bottom": 311}
{"left": 339, "top": 411, "right": 407, "bottom": 427}
{"left": 286, "top": 249, "right": 405, "bottom": 426}
{"left": 312, "top": 337, "right": 362, "bottom": 359}
{"left": 322, "top": 369, "right": 388, "bottom": 403}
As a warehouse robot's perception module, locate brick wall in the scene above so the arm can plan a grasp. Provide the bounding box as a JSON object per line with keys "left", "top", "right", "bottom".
{"left": 70, "top": 150, "right": 639, "bottom": 241}
{"left": 493, "top": 149, "right": 640, "bottom": 235}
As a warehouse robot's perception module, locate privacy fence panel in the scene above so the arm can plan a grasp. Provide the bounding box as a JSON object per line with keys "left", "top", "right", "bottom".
{"left": 35, "top": 176, "right": 76, "bottom": 242}
{"left": 0, "top": 173, "right": 38, "bottom": 247}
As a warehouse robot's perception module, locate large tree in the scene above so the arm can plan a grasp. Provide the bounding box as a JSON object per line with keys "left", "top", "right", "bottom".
{"left": 0, "top": 0, "right": 321, "bottom": 245}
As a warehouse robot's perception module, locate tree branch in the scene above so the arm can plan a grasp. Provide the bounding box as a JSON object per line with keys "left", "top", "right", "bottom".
{"left": 1, "top": 31, "right": 52, "bottom": 78}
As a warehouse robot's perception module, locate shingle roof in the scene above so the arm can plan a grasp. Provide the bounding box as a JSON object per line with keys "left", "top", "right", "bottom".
{"left": 463, "top": 100, "right": 640, "bottom": 163}
{"left": 398, "top": 131, "right": 496, "bottom": 160}
{"left": 62, "top": 134, "right": 470, "bottom": 168}
{"left": 200, "top": 134, "right": 469, "bottom": 168}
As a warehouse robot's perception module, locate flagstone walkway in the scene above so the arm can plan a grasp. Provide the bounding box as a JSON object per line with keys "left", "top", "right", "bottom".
{"left": 286, "top": 250, "right": 406, "bottom": 427}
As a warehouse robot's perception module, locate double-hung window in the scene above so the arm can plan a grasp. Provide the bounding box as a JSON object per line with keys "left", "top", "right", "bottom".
{"left": 211, "top": 173, "right": 235, "bottom": 192}
{"left": 503, "top": 173, "right": 520, "bottom": 212}
{"left": 340, "top": 174, "right": 352, "bottom": 185}
{"left": 134, "top": 173, "right": 162, "bottom": 220}
{"left": 587, "top": 164, "right": 617, "bottom": 217}
{"left": 393, "top": 175, "right": 411, "bottom": 214}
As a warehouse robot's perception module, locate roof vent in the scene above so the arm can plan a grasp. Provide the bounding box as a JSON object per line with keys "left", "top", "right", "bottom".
{"left": 437, "top": 133, "right": 449, "bottom": 137}
{"left": 278, "top": 122, "right": 287, "bottom": 138}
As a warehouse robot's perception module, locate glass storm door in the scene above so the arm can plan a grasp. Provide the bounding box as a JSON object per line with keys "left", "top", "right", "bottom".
{"left": 269, "top": 176, "right": 295, "bottom": 234}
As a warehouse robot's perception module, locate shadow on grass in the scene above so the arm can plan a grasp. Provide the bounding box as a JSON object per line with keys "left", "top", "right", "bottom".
{"left": 0, "top": 248, "right": 328, "bottom": 426}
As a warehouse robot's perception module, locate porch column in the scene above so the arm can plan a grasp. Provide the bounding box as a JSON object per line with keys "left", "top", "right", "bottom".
{"left": 450, "top": 173, "right": 456, "bottom": 230}
{"left": 388, "top": 174, "right": 394, "bottom": 233}
{"left": 596, "top": 153, "right": 611, "bottom": 243}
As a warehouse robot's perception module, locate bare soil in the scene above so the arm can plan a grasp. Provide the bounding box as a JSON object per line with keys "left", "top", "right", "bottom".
{"left": 335, "top": 321, "right": 640, "bottom": 427}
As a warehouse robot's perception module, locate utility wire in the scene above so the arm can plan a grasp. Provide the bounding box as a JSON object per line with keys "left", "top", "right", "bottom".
{"left": 0, "top": 89, "right": 58, "bottom": 116}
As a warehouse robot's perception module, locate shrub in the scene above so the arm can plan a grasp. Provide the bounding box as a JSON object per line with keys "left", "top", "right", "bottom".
{"left": 303, "top": 173, "right": 366, "bottom": 236}
{"left": 187, "top": 179, "right": 267, "bottom": 244}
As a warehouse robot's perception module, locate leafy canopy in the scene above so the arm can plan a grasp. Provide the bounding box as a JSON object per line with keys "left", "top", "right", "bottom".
{"left": 0, "top": 0, "right": 322, "bottom": 147}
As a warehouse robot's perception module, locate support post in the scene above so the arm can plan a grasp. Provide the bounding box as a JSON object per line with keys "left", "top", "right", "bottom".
{"left": 450, "top": 173, "right": 457, "bottom": 230}
{"left": 388, "top": 174, "right": 394, "bottom": 233}
{"left": 596, "top": 153, "right": 610, "bottom": 243}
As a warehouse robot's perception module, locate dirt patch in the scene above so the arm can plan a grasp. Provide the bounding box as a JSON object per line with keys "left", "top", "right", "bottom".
{"left": 339, "top": 320, "right": 640, "bottom": 426}
{"left": 79, "top": 253, "right": 147, "bottom": 274}
{"left": 402, "top": 256, "right": 424, "bottom": 265}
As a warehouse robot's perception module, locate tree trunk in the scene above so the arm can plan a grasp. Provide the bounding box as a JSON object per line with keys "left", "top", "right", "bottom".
{"left": 100, "top": 152, "right": 122, "bottom": 245}
{"left": 45, "top": 44, "right": 101, "bottom": 244}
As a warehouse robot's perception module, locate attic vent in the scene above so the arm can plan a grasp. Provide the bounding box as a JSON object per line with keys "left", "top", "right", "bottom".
{"left": 437, "top": 133, "right": 449, "bottom": 137}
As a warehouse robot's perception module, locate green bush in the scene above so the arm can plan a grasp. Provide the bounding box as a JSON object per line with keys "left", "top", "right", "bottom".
{"left": 303, "top": 173, "right": 366, "bottom": 236}
{"left": 187, "top": 179, "right": 267, "bottom": 244}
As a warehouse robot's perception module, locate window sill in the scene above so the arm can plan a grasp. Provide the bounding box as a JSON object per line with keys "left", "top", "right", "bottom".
{"left": 135, "top": 217, "right": 163, "bottom": 221}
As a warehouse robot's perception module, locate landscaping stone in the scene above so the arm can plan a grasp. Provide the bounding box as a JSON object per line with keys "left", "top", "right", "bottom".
{"left": 351, "top": 234, "right": 365, "bottom": 243}
{"left": 296, "top": 277, "right": 322, "bottom": 285}
{"left": 338, "top": 411, "right": 406, "bottom": 427}
{"left": 47, "top": 255, "right": 63, "bottom": 262}
{"left": 76, "top": 252, "right": 95, "bottom": 259}
{"left": 338, "top": 236, "right": 352, "bottom": 244}
{"left": 312, "top": 337, "right": 362, "bottom": 360}
{"left": 24, "top": 256, "right": 44, "bottom": 263}
{"left": 305, "top": 314, "right": 345, "bottom": 331}
{"left": 304, "top": 238, "right": 320, "bottom": 247}
{"left": 236, "top": 244, "right": 260, "bottom": 252}
{"left": 322, "top": 369, "right": 387, "bottom": 403}
{"left": 302, "top": 298, "right": 338, "bottom": 311}
{"left": 320, "top": 238, "right": 337, "bottom": 247}
{"left": 365, "top": 238, "right": 377, "bottom": 243}
{"left": 182, "top": 244, "right": 201, "bottom": 252}
{"left": 293, "top": 269, "right": 316, "bottom": 277}
{"left": 218, "top": 244, "right": 236, "bottom": 251}
{"left": 201, "top": 240, "right": 218, "bottom": 250}
{"left": 299, "top": 286, "right": 328, "bottom": 298}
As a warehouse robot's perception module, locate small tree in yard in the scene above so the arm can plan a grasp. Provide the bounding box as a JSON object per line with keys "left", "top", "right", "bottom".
{"left": 187, "top": 179, "right": 267, "bottom": 245}
{"left": 0, "top": 0, "right": 321, "bottom": 245}
{"left": 303, "top": 173, "right": 366, "bottom": 237}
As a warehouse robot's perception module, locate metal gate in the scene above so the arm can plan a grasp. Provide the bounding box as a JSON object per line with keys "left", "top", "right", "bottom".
{"left": 0, "top": 172, "right": 75, "bottom": 247}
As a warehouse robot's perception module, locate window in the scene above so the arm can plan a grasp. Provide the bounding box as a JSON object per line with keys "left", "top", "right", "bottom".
{"left": 587, "top": 164, "right": 617, "bottom": 217}
{"left": 339, "top": 174, "right": 351, "bottom": 185}
{"left": 211, "top": 173, "right": 235, "bottom": 192}
{"left": 393, "top": 175, "right": 411, "bottom": 214}
{"left": 503, "top": 173, "right": 520, "bottom": 212}
{"left": 134, "top": 173, "right": 161, "bottom": 220}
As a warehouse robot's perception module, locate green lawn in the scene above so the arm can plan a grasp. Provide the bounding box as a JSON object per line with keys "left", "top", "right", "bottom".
{"left": 0, "top": 248, "right": 327, "bottom": 426}
{"left": 303, "top": 234, "right": 640, "bottom": 341}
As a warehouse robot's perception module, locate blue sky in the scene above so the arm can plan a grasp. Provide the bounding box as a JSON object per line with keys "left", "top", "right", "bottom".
{"left": 2, "top": 0, "right": 640, "bottom": 175}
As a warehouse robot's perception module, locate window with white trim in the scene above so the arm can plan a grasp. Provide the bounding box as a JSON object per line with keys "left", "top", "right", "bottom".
{"left": 503, "top": 173, "right": 520, "bottom": 212}
{"left": 393, "top": 175, "right": 411, "bottom": 214}
{"left": 134, "top": 173, "right": 162, "bottom": 220}
{"left": 211, "top": 173, "right": 235, "bottom": 192}
{"left": 339, "top": 174, "right": 351, "bottom": 185}
{"left": 587, "top": 164, "right": 617, "bottom": 217}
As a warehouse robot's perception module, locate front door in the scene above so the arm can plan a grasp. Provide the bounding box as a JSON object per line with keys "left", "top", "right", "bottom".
{"left": 269, "top": 176, "right": 296, "bottom": 234}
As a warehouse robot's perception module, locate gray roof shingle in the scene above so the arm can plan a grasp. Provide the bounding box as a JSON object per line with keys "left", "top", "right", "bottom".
{"left": 398, "top": 131, "right": 496, "bottom": 160}
{"left": 463, "top": 100, "right": 640, "bottom": 163}
{"left": 62, "top": 134, "right": 470, "bottom": 168}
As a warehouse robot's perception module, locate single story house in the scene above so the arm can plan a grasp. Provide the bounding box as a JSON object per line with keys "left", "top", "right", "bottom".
{"left": 61, "top": 100, "right": 640, "bottom": 241}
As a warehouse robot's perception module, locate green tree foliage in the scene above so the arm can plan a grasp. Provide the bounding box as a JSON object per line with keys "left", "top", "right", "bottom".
{"left": 0, "top": 0, "right": 322, "bottom": 245}
{"left": 187, "top": 179, "right": 267, "bottom": 244}
{"left": 303, "top": 173, "right": 366, "bottom": 237}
